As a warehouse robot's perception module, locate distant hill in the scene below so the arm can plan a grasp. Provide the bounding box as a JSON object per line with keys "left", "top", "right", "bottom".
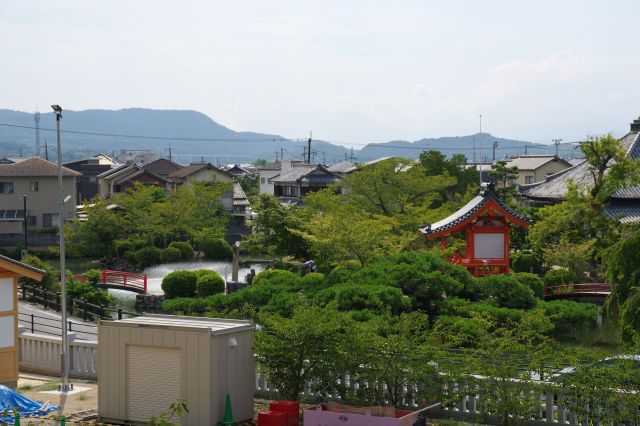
{"left": 0, "top": 108, "right": 575, "bottom": 164}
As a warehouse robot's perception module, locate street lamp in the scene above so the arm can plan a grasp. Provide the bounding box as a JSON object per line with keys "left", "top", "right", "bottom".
{"left": 22, "top": 195, "right": 28, "bottom": 257}
{"left": 51, "top": 104, "right": 70, "bottom": 391}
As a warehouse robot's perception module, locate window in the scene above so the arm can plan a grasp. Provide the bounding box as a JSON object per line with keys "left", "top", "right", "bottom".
{"left": 260, "top": 177, "right": 266, "bottom": 184}
{"left": 43, "top": 213, "right": 60, "bottom": 227}
{"left": 525, "top": 176, "right": 534, "bottom": 184}
{"left": 89, "top": 176, "right": 97, "bottom": 183}
{"left": 30, "top": 181, "right": 39, "bottom": 192}
{"left": 28, "top": 216, "right": 37, "bottom": 226}
{"left": 0, "top": 182, "right": 13, "bottom": 193}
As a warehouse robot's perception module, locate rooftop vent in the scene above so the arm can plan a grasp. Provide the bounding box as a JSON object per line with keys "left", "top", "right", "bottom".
{"left": 632, "top": 117, "right": 640, "bottom": 132}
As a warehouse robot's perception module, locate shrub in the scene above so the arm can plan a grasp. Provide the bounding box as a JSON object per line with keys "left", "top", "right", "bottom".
{"left": 123, "top": 250, "right": 138, "bottom": 266}
{"left": 543, "top": 268, "right": 578, "bottom": 286}
{"left": 477, "top": 275, "right": 537, "bottom": 309}
{"left": 195, "top": 270, "right": 225, "bottom": 296}
{"left": 161, "top": 270, "right": 198, "bottom": 299}
{"left": 326, "top": 266, "right": 353, "bottom": 285}
{"left": 201, "top": 237, "right": 233, "bottom": 260}
{"left": 82, "top": 269, "right": 102, "bottom": 286}
{"left": 136, "top": 246, "right": 162, "bottom": 268}
{"left": 252, "top": 269, "right": 301, "bottom": 288}
{"left": 511, "top": 252, "right": 543, "bottom": 274}
{"left": 512, "top": 272, "right": 544, "bottom": 299}
{"left": 67, "top": 276, "right": 114, "bottom": 307}
{"left": 168, "top": 241, "right": 194, "bottom": 261}
{"left": 20, "top": 255, "right": 59, "bottom": 290}
{"left": 161, "top": 247, "right": 183, "bottom": 263}
{"left": 114, "top": 239, "right": 134, "bottom": 258}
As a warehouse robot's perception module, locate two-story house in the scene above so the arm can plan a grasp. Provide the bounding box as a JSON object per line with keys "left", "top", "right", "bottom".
{"left": 0, "top": 157, "right": 79, "bottom": 233}
{"left": 64, "top": 153, "right": 121, "bottom": 202}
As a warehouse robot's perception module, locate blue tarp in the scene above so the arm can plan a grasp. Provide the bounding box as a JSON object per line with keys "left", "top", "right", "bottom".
{"left": 0, "top": 385, "right": 59, "bottom": 424}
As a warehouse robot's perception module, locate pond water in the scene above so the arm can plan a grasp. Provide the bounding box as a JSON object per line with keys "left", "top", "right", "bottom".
{"left": 107, "top": 261, "right": 266, "bottom": 310}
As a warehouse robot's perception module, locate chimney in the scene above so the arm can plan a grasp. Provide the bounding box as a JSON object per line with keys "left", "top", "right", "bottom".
{"left": 631, "top": 117, "right": 640, "bottom": 133}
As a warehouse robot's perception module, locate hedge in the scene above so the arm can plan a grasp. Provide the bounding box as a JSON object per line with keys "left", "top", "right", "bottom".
{"left": 161, "top": 247, "right": 183, "bottom": 263}
{"left": 195, "top": 270, "right": 225, "bottom": 296}
{"left": 161, "top": 270, "right": 197, "bottom": 299}
{"left": 201, "top": 237, "right": 233, "bottom": 260}
{"left": 168, "top": 241, "right": 194, "bottom": 261}
{"left": 136, "top": 246, "right": 162, "bottom": 268}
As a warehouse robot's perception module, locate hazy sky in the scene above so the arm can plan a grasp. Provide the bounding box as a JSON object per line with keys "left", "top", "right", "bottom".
{"left": 2, "top": 1, "right": 639, "bottom": 145}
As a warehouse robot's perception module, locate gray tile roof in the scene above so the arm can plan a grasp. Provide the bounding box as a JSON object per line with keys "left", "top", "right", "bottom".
{"left": 604, "top": 203, "right": 640, "bottom": 223}
{"left": 521, "top": 132, "right": 640, "bottom": 201}
{"left": 327, "top": 161, "right": 357, "bottom": 174}
{"left": 419, "top": 190, "right": 532, "bottom": 236}
{"left": 270, "top": 164, "right": 331, "bottom": 183}
{"left": 232, "top": 182, "right": 250, "bottom": 206}
{"left": 0, "top": 253, "right": 47, "bottom": 276}
{"left": 0, "top": 157, "right": 80, "bottom": 177}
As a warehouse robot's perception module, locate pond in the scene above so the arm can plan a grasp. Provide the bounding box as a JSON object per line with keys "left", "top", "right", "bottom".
{"left": 108, "top": 260, "right": 266, "bottom": 305}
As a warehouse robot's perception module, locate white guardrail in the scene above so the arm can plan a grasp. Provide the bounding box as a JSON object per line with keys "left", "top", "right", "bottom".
{"left": 17, "top": 330, "right": 592, "bottom": 425}
{"left": 18, "top": 327, "right": 97, "bottom": 380}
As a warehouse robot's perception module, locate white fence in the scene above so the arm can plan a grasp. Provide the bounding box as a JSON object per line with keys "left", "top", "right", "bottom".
{"left": 16, "top": 331, "right": 610, "bottom": 425}
{"left": 18, "top": 328, "right": 97, "bottom": 380}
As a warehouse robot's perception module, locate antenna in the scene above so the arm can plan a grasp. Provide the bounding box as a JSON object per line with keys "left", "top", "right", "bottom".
{"left": 552, "top": 139, "right": 562, "bottom": 157}
{"left": 34, "top": 111, "right": 41, "bottom": 157}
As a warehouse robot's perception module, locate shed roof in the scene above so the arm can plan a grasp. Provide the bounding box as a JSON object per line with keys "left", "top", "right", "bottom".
{"left": 419, "top": 190, "right": 532, "bottom": 237}
{"left": 104, "top": 314, "right": 254, "bottom": 335}
{"left": 0, "top": 157, "right": 80, "bottom": 177}
{"left": 0, "top": 254, "right": 46, "bottom": 281}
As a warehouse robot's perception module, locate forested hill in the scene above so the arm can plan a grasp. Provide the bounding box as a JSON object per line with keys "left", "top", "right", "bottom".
{"left": 0, "top": 108, "right": 572, "bottom": 163}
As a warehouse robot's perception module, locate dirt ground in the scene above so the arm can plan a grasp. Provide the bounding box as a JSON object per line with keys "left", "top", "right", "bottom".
{"left": 16, "top": 374, "right": 98, "bottom": 420}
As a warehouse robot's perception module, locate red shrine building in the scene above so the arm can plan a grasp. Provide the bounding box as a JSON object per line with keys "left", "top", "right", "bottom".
{"left": 419, "top": 190, "right": 532, "bottom": 276}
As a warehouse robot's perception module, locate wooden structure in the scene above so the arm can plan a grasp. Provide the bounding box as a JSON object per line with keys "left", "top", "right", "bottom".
{"left": 419, "top": 190, "right": 532, "bottom": 276}
{"left": 98, "top": 314, "right": 255, "bottom": 425}
{"left": 0, "top": 254, "right": 45, "bottom": 387}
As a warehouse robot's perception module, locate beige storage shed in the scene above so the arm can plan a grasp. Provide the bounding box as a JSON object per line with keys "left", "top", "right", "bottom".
{"left": 98, "top": 314, "right": 254, "bottom": 425}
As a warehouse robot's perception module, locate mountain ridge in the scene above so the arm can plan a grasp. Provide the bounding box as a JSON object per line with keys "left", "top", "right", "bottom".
{"left": 0, "top": 108, "right": 575, "bottom": 163}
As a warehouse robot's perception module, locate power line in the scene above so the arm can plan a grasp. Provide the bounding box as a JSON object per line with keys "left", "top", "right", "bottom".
{"left": 0, "top": 122, "right": 579, "bottom": 153}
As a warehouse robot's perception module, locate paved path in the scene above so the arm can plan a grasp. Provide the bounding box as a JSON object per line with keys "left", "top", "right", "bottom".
{"left": 18, "top": 301, "right": 98, "bottom": 341}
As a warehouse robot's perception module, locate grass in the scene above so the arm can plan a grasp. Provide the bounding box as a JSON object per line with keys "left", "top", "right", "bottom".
{"left": 18, "top": 384, "right": 32, "bottom": 391}
{"left": 34, "top": 381, "right": 61, "bottom": 392}
{"left": 76, "top": 393, "right": 88, "bottom": 401}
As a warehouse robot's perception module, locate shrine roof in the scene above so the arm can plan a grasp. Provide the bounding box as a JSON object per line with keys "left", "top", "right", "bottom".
{"left": 419, "top": 190, "right": 532, "bottom": 237}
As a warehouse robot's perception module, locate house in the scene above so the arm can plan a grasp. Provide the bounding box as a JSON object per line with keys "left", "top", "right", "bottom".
{"left": 269, "top": 163, "right": 342, "bottom": 203}
{"left": 504, "top": 155, "right": 573, "bottom": 186}
{"left": 115, "top": 149, "right": 158, "bottom": 165}
{"left": 0, "top": 157, "right": 79, "bottom": 233}
{"left": 97, "top": 158, "right": 183, "bottom": 198}
{"left": 327, "top": 161, "right": 357, "bottom": 176}
{"left": 64, "top": 153, "right": 121, "bottom": 202}
{"left": 520, "top": 116, "right": 640, "bottom": 223}
{"left": 223, "top": 164, "right": 256, "bottom": 179}
{"left": 256, "top": 159, "right": 304, "bottom": 195}
{"left": 168, "top": 163, "right": 249, "bottom": 216}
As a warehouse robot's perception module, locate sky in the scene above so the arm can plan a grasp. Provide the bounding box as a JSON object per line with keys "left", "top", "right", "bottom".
{"left": 1, "top": 0, "right": 640, "bottom": 146}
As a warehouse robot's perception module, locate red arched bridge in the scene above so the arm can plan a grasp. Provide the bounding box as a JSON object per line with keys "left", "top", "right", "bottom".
{"left": 74, "top": 270, "right": 147, "bottom": 294}
{"left": 544, "top": 283, "right": 611, "bottom": 300}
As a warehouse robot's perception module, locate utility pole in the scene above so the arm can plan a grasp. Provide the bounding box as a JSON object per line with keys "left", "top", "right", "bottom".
{"left": 22, "top": 195, "right": 28, "bottom": 255}
{"left": 302, "top": 146, "right": 307, "bottom": 163}
{"left": 478, "top": 114, "right": 482, "bottom": 187}
{"left": 307, "top": 131, "right": 312, "bottom": 164}
{"left": 34, "top": 111, "right": 41, "bottom": 157}
{"left": 350, "top": 147, "right": 355, "bottom": 162}
{"left": 168, "top": 144, "right": 172, "bottom": 162}
{"left": 275, "top": 151, "right": 279, "bottom": 162}
{"left": 553, "top": 139, "right": 562, "bottom": 157}
{"left": 492, "top": 141, "right": 498, "bottom": 162}
{"left": 322, "top": 152, "right": 326, "bottom": 165}
{"left": 44, "top": 139, "right": 49, "bottom": 160}
{"left": 52, "top": 104, "right": 70, "bottom": 392}
{"left": 524, "top": 144, "right": 528, "bottom": 155}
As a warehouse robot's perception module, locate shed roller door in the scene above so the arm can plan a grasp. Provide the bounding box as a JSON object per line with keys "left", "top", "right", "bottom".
{"left": 127, "top": 346, "right": 182, "bottom": 423}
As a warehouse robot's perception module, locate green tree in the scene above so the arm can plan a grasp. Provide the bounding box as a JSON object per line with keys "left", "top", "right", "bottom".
{"left": 244, "top": 194, "right": 310, "bottom": 259}
{"left": 420, "top": 150, "right": 479, "bottom": 200}
{"left": 254, "top": 305, "right": 356, "bottom": 400}
{"left": 67, "top": 200, "right": 127, "bottom": 257}
{"left": 489, "top": 160, "right": 519, "bottom": 198}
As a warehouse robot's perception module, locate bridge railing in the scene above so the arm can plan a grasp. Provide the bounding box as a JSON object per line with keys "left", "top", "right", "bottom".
{"left": 101, "top": 269, "right": 147, "bottom": 293}
{"left": 544, "top": 283, "right": 611, "bottom": 298}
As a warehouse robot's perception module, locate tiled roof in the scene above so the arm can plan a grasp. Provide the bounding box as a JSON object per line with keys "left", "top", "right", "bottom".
{"left": 97, "top": 163, "right": 136, "bottom": 179}
{"left": 521, "top": 132, "right": 640, "bottom": 201}
{"left": 506, "top": 155, "right": 572, "bottom": 171}
{"left": 327, "top": 161, "right": 357, "bottom": 174}
{"left": 419, "top": 190, "right": 533, "bottom": 236}
{"left": 270, "top": 164, "right": 341, "bottom": 183}
{"left": 604, "top": 203, "right": 640, "bottom": 223}
{"left": 0, "top": 157, "right": 80, "bottom": 177}
{"left": 114, "top": 169, "right": 169, "bottom": 185}
{"left": 0, "top": 253, "right": 46, "bottom": 276}
{"left": 233, "top": 182, "right": 250, "bottom": 206}
{"left": 169, "top": 163, "right": 231, "bottom": 180}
